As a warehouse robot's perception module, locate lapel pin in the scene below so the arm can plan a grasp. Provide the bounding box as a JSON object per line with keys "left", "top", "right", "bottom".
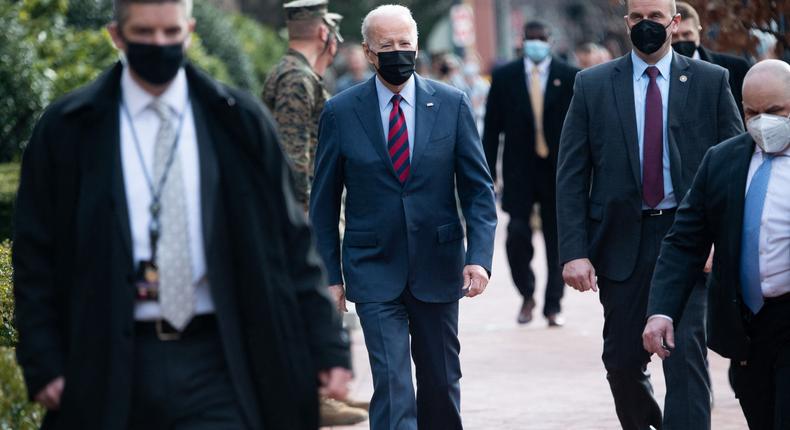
{"left": 426, "top": 102, "right": 434, "bottom": 107}
{"left": 679, "top": 75, "right": 688, "bottom": 82}
{"left": 553, "top": 79, "right": 561, "bottom": 87}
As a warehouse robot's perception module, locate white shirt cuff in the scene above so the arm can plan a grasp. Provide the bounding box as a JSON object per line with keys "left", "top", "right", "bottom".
{"left": 648, "top": 314, "right": 673, "bottom": 323}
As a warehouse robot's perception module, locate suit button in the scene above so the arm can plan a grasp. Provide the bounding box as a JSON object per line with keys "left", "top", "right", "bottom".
{"left": 402, "top": 192, "right": 409, "bottom": 198}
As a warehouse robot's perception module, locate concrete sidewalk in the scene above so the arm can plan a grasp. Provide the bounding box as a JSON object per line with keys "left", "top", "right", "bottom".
{"left": 325, "top": 211, "right": 748, "bottom": 429}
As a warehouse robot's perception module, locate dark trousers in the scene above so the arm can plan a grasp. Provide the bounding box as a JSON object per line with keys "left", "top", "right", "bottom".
{"left": 128, "top": 316, "right": 247, "bottom": 430}
{"left": 731, "top": 298, "right": 790, "bottom": 429}
{"left": 505, "top": 162, "right": 564, "bottom": 316}
{"left": 356, "top": 288, "right": 462, "bottom": 430}
{"left": 598, "top": 213, "right": 710, "bottom": 430}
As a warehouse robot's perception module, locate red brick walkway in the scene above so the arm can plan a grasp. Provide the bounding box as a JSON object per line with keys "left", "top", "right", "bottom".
{"left": 325, "top": 210, "right": 748, "bottom": 429}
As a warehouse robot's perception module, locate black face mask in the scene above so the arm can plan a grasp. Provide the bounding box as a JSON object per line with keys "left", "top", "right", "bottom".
{"left": 374, "top": 50, "right": 416, "bottom": 86}
{"left": 630, "top": 19, "right": 672, "bottom": 55}
{"left": 672, "top": 40, "right": 697, "bottom": 57}
{"left": 125, "top": 41, "right": 186, "bottom": 85}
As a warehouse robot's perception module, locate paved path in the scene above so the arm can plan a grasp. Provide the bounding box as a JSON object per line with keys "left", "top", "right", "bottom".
{"left": 325, "top": 211, "right": 748, "bottom": 429}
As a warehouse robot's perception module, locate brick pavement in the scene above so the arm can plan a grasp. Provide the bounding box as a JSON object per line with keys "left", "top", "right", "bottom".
{"left": 325, "top": 211, "right": 748, "bottom": 429}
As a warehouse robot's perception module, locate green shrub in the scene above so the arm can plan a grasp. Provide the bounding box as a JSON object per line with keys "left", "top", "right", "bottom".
{"left": 193, "top": 1, "right": 258, "bottom": 93}
{"left": 0, "top": 164, "right": 19, "bottom": 242}
{"left": 0, "top": 0, "right": 50, "bottom": 162}
{"left": 0, "top": 240, "right": 44, "bottom": 430}
{"left": 231, "top": 13, "right": 287, "bottom": 96}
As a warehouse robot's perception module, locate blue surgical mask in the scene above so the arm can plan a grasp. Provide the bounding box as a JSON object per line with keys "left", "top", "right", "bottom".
{"left": 523, "top": 40, "right": 551, "bottom": 63}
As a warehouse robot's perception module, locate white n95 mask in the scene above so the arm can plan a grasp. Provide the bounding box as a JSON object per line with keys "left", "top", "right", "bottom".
{"left": 747, "top": 113, "right": 790, "bottom": 153}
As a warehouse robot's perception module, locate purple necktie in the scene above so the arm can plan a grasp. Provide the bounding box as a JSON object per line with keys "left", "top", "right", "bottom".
{"left": 388, "top": 95, "right": 410, "bottom": 184}
{"left": 643, "top": 66, "right": 664, "bottom": 208}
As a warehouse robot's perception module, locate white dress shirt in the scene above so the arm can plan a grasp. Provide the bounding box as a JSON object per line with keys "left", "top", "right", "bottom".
{"left": 524, "top": 56, "right": 552, "bottom": 95}
{"left": 651, "top": 142, "right": 790, "bottom": 322}
{"left": 376, "top": 75, "right": 415, "bottom": 158}
{"left": 745, "top": 145, "right": 790, "bottom": 298}
{"left": 632, "top": 49, "right": 677, "bottom": 210}
{"left": 119, "top": 66, "right": 215, "bottom": 321}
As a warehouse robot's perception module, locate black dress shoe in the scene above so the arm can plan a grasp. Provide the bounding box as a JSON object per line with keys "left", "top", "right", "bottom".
{"left": 517, "top": 299, "right": 535, "bottom": 324}
{"left": 547, "top": 313, "right": 565, "bottom": 327}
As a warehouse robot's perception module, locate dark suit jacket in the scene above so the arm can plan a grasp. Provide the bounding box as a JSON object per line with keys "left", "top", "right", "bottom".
{"left": 483, "top": 56, "right": 579, "bottom": 217}
{"left": 556, "top": 52, "right": 744, "bottom": 281}
{"left": 310, "top": 75, "right": 497, "bottom": 304}
{"left": 698, "top": 46, "right": 751, "bottom": 121}
{"left": 647, "top": 133, "right": 756, "bottom": 361}
{"left": 13, "top": 62, "right": 349, "bottom": 430}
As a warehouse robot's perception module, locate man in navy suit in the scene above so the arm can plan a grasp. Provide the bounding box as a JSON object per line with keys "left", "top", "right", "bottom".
{"left": 309, "top": 5, "right": 497, "bottom": 429}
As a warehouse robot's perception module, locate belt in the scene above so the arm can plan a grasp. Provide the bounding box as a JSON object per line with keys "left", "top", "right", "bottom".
{"left": 134, "top": 314, "right": 216, "bottom": 341}
{"left": 642, "top": 208, "right": 677, "bottom": 217}
{"left": 764, "top": 292, "right": 790, "bottom": 305}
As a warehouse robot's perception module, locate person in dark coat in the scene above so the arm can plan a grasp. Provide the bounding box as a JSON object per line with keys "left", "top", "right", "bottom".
{"left": 12, "top": 0, "right": 350, "bottom": 429}
{"left": 556, "top": 0, "right": 744, "bottom": 428}
{"left": 483, "top": 21, "right": 579, "bottom": 326}
{"left": 672, "top": 1, "right": 751, "bottom": 121}
{"left": 644, "top": 59, "right": 790, "bottom": 430}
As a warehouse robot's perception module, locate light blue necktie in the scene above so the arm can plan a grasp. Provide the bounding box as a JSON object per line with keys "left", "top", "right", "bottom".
{"left": 739, "top": 153, "right": 774, "bottom": 314}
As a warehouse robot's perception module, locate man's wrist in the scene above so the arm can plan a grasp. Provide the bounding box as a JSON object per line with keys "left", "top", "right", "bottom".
{"left": 648, "top": 314, "right": 673, "bottom": 323}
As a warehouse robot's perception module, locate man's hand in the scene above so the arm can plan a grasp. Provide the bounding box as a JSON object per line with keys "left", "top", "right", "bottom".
{"left": 642, "top": 316, "right": 675, "bottom": 360}
{"left": 562, "top": 258, "right": 598, "bottom": 292}
{"left": 704, "top": 245, "right": 714, "bottom": 273}
{"left": 328, "top": 284, "right": 347, "bottom": 313}
{"left": 35, "top": 376, "right": 64, "bottom": 410}
{"left": 318, "top": 367, "right": 352, "bottom": 400}
{"left": 463, "top": 265, "right": 489, "bottom": 298}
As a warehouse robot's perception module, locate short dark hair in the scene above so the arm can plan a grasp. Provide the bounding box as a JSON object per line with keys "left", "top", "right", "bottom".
{"left": 676, "top": 1, "right": 701, "bottom": 27}
{"left": 113, "top": 0, "right": 192, "bottom": 25}
{"left": 524, "top": 20, "right": 551, "bottom": 38}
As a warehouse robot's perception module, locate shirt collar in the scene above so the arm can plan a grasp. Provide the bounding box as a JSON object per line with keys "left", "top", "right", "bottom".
{"left": 631, "top": 48, "right": 673, "bottom": 81}
{"left": 375, "top": 74, "right": 416, "bottom": 111}
{"left": 121, "top": 65, "right": 188, "bottom": 118}
{"left": 524, "top": 56, "right": 552, "bottom": 75}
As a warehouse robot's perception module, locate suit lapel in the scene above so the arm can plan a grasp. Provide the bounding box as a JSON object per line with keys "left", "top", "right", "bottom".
{"left": 353, "top": 77, "right": 398, "bottom": 180}
{"left": 409, "top": 75, "right": 439, "bottom": 180}
{"left": 516, "top": 62, "right": 534, "bottom": 121}
{"left": 543, "top": 59, "right": 561, "bottom": 116}
{"left": 668, "top": 53, "right": 692, "bottom": 192}
{"left": 109, "top": 110, "right": 134, "bottom": 264}
{"left": 190, "top": 97, "right": 219, "bottom": 254}
{"left": 612, "top": 55, "right": 642, "bottom": 188}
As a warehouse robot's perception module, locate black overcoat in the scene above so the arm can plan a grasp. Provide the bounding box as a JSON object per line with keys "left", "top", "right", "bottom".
{"left": 13, "top": 62, "right": 349, "bottom": 430}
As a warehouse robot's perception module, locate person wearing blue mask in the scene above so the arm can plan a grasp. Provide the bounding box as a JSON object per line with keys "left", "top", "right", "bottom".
{"left": 483, "top": 21, "right": 579, "bottom": 327}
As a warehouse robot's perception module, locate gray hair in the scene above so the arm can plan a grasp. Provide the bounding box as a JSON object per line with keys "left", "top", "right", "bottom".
{"left": 361, "top": 4, "right": 418, "bottom": 46}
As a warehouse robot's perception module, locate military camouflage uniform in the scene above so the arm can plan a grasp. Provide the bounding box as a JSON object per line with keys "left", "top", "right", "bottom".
{"left": 262, "top": 49, "right": 330, "bottom": 210}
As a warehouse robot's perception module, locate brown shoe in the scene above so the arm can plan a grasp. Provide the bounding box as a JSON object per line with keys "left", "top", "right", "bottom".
{"left": 547, "top": 313, "right": 565, "bottom": 327}
{"left": 339, "top": 397, "right": 370, "bottom": 411}
{"left": 517, "top": 299, "right": 536, "bottom": 324}
{"left": 320, "top": 397, "right": 368, "bottom": 426}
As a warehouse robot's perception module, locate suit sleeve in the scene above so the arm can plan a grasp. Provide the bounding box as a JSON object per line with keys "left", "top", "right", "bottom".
{"left": 12, "top": 109, "right": 65, "bottom": 399}
{"left": 482, "top": 71, "right": 503, "bottom": 183}
{"left": 556, "top": 73, "right": 592, "bottom": 265}
{"left": 716, "top": 69, "right": 745, "bottom": 141}
{"left": 309, "top": 101, "right": 344, "bottom": 286}
{"left": 647, "top": 149, "right": 715, "bottom": 321}
{"left": 256, "top": 102, "right": 349, "bottom": 370}
{"left": 456, "top": 93, "right": 498, "bottom": 273}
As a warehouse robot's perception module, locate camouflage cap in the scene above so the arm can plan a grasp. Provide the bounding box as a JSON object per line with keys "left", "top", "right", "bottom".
{"left": 284, "top": 0, "right": 343, "bottom": 42}
{"left": 323, "top": 12, "right": 344, "bottom": 43}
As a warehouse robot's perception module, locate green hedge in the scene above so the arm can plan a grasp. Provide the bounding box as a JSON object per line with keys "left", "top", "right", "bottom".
{"left": 1, "top": 239, "right": 43, "bottom": 430}
{"left": 0, "top": 0, "right": 286, "bottom": 162}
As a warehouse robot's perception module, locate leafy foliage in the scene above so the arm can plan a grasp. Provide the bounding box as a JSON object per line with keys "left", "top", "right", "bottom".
{"left": 0, "top": 239, "right": 44, "bottom": 430}
{"left": 231, "top": 12, "right": 287, "bottom": 95}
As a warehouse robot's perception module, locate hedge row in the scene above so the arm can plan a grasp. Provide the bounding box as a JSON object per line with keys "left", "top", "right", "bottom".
{"left": 0, "top": 0, "right": 285, "bottom": 162}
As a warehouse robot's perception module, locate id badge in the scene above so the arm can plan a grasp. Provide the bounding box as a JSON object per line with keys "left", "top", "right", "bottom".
{"left": 135, "top": 261, "right": 160, "bottom": 301}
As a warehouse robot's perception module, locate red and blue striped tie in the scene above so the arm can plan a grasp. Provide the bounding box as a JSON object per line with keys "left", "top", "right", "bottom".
{"left": 388, "top": 94, "right": 410, "bottom": 184}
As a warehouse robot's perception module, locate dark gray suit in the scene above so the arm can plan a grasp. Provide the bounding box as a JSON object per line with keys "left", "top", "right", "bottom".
{"left": 557, "top": 52, "right": 743, "bottom": 429}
